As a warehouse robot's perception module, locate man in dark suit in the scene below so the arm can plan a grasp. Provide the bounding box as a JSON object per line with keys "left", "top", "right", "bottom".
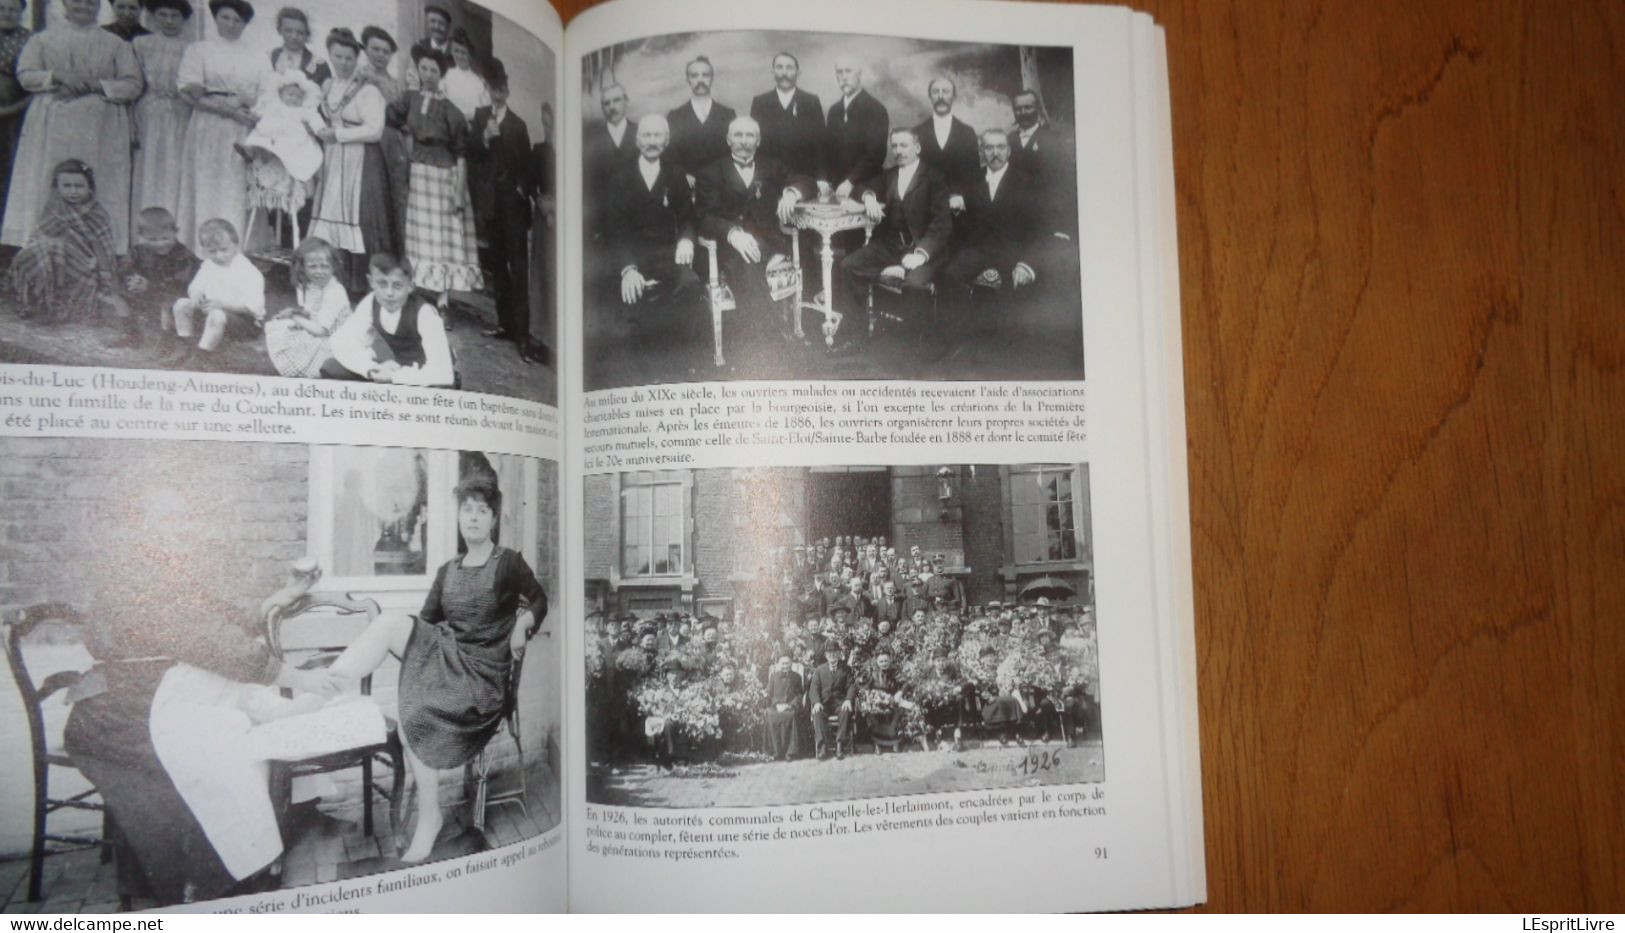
{"left": 607, "top": 114, "right": 699, "bottom": 314}
{"left": 822, "top": 58, "right": 888, "bottom": 199}
{"left": 750, "top": 52, "right": 825, "bottom": 180}
{"left": 694, "top": 115, "right": 812, "bottom": 323}
{"left": 877, "top": 580, "right": 908, "bottom": 624}
{"left": 837, "top": 127, "right": 953, "bottom": 351}
{"left": 765, "top": 654, "right": 805, "bottom": 761}
{"left": 830, "top": 574, "right": 876, "bottom": 623}
{"left": 469, "top": 60, "right": 536, "bottom": 358}
{"left": 939, "top": 129, "right": 1041, "bottom": 343}
{"left": 808, "top": 644, "right": 856, "bottom": 759}
{"left": 585, "top": 83, "right": 637, "bottom": 232}
{"left": 526, "top": 103, "right": 556, "bottom": 365}
{"left": 667, "top": 56, "right": 736, "bottom": 181}
{"left": 914, "top": 76, "right": 981, "bottom": 200}
{"left": 1009, "top": 90, "right": 1077, "bottom": 237}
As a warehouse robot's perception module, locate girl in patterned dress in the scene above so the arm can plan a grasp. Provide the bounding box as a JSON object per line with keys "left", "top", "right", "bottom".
{"left": 263, "top": 235, "right": 349, "bottom": 376}
{"left": 319, "top": 474, "right": 547, "bottom": 862}
{"left": 395, "top": 45, "right": 482, "bottom": 304}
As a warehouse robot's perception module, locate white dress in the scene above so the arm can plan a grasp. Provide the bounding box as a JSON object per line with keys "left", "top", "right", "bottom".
{"left": 173, "top": 37, "right": 265, "bottom": 257}
{"left": 130, "top": 33, "right": 193, "bottom": 230}
{"left": 0, "top": 22, "right": 142, "bottom": 253}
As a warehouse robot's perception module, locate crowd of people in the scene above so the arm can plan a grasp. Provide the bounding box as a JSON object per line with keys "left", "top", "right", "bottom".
{"left": 585, "top": 50, "right": 1080, "bottom": 361}
{"left": 0, "top": 0, "right": 554, "bottom": 378}
{"left": 586, "top": 535, "right": 1101, "bottom": 771}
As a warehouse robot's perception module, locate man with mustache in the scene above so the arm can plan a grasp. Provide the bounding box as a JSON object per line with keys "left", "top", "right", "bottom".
{"left": 1008, "top": 89, "right": 1076, "bottom": 237}
{"left": 693, "top": 115, "right": 813, "bottom": 347}
{"left": 837, "top": 127, "right": 952, "bottom": 354}
{"left": 586, "top": 83, "right": 637, "bottom": 306}
{"left": 749, "top": 51, "right": 824, "bottom": 180}
{"left": 913, "top": 76, "right": 981, "bottom": 203}
{"left": 667, "top": 56, "right": 736, "bottom": 181}
{"left": 821, "top": 57, "right": 888, "bottom": 201}
{"left": 939, "top": 128, "right": 1041, "bottom": 351}
{"left": 608, "top": 114, "right": 699, "bottom": 316}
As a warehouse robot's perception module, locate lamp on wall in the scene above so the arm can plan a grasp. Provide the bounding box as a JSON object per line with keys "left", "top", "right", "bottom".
{"left": 937, "top": 466, "right": 957, "bottom": 520}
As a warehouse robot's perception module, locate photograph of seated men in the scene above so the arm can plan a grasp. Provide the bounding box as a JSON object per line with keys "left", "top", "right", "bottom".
{"left": 580, "top": 31, "right": 1084, "bottom": 391}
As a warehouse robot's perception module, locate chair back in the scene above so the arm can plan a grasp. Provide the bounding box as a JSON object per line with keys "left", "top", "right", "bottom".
{"left": 2, "top": 604, "right": 87, "bottom": 773}
{"left": 267, "top": 594, "right": 381, "bottom": 690}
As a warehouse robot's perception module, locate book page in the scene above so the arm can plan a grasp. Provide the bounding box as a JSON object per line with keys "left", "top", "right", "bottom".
{"left": 0, "top": 0, "right": 567, "bottom": 914}
{"left": 560, "top": 0, "right": 1201, "bottom": 913}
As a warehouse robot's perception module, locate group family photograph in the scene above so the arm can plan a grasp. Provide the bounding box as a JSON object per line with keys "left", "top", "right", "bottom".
{"left": 580, "top": 30, "right": 1085, "bottom": 390}
{"left": 0, "top": 436, "right": 559, "bottom": 911}
{"left": 0, "top": 0, "right": 558, "bottom": 405}
{"left": 582, "top": 464, "right": 1102, "bottom": 809}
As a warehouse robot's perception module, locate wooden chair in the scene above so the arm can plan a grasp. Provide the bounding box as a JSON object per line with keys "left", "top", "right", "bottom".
{"left": 265, "top": 594, "right": 404, "bottom": 841}
{"left": 696, "top": 226, "right": 804, "bottom": 367}
{"left": 1, "top": 603, "right": 111, "bottom": 903}
{"left": 465, "top": 638, "right": 544, "bottom": 835}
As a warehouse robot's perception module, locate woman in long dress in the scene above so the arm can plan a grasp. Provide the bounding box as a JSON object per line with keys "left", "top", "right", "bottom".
{"left": 129, "top": 0, "right": 194, "bottom": 226}
{"left": 359, "top": 25, "right": 407, "bottom": 258}
{"left": 0, "top": 0, "right": 33, "bottom": 224}
{"left": 173, "top": 0, "right": 264, "bottom": 257}
{"left": 317, "top": 474, "right": 547, "bottom": 862}
{"left": 305, "top": 27, "right": 387, "bottom": 292}
{"left": 0, "top": 0, "right": 142, "bottom": 254}
{"left": 396, "top": 46, "right": 481, "bottom": 301}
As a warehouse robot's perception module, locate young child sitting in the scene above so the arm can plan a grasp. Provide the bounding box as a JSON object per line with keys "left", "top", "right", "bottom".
{"left": 163, "top": 217, "right": 266, "bottom": 365}
{"left": 327, "top": 252, "right": 457, "bottom": 387}
{"left": 122, "top": 207, "right": 197, "bottom": 351}
{"left": 238, "top": 72, "right": 327, "bottom": 185}
{"left": 264, "top": 236, "right": 351, "bottom": 377}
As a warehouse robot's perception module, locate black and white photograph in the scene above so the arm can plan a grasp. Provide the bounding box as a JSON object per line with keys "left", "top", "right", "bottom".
{"left": 0, "top": 437, "right": 559, "bottom": 911}
{"left": 581, "top": 31, "right": 1084, "bottom": 390}
{"left": 0, "top": 0, "right": 558, "bottom": 406}
{"left": 582, "top": 464, "right": 1101, "bottom": 809}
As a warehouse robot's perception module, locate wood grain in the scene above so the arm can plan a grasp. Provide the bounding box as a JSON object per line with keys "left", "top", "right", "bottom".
{"left": 551, "top": 0, "right": 1625, "bottom": 910}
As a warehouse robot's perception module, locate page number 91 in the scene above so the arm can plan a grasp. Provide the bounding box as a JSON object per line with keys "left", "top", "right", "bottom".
{"left": 1094, "top": 847, "right": 1108, "bottom": 859}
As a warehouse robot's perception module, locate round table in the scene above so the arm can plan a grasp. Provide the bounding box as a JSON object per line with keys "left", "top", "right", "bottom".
{"left": 788, "top": 200, "right": 874, "bottom": 346}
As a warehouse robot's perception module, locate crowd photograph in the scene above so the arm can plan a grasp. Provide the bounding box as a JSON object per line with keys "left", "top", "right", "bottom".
{"left": 0, "top": 0, "right": 557, "bottom": 406}
{"left": 583, "top": 463, "right": 1102, "bottom": 809}
{"left": 0, "top": 437, "right": 559, "bottom": 910}
{"left": 580, "top": 30, "right": 1084, "bottom": 390}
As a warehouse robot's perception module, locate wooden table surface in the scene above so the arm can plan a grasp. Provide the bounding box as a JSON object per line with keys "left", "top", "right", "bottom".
{"left": 552, "top": 0, "right": 1625, "bottom": 911}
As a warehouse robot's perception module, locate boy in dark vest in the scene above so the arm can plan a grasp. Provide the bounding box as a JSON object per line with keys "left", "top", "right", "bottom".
{"left": 326, "top": 252, "right": 457, "bottom": 387}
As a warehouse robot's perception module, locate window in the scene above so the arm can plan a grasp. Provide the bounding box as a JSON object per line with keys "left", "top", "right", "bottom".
{"left": 1011, "top": 465, "right": 1080, "bottom": 564}
{"left": 622, "top": 480, "right": 684, "bottom": 577}
{"left": 309, "top": 448, "right": 539, "bottom": 596}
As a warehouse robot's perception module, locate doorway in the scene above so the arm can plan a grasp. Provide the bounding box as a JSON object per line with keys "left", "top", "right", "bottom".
{"left": 805, "top": 468, "right": 891, "bottom": 545}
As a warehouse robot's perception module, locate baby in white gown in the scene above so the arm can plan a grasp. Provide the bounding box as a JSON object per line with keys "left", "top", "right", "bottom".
{"left": 240, "top": 72, "right": 327, "bottom": 183}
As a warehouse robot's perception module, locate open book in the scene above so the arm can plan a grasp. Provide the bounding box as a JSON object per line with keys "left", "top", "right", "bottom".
{"left": 0, "top": 0, "right": 1196, "bottom": 914}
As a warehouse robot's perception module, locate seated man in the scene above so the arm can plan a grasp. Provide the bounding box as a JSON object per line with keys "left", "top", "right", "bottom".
{"left": 807, "top": 644, "right": 856, "bottom": 759}
{"left": 608, "top": 114, "right": 700, "bottom": 316}
{"left": 838, "top": 127, "right": 952, "bottom": 353}
{"left": 764, "top": 653, "right": 805, "bottom": 761}
{"left": 693, "top": 115, "right": 812, "bottom": 339}
{"left": 939, "top": 128, "right": 1042, "bottom": 349}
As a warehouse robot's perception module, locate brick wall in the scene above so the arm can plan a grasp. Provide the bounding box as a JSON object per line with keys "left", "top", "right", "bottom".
{"left": 1, "top": 442, "right": 562, "bottom": 858}
{"left": 890, "top": 465, "right": 965, "bottom": 558}
{"left": 692, "top": 469, "right": 737, "bottom": 603}
{"left": 1, "top": 436, "right": 310, "bottom": 856}
{"left": 583, "top": 474, "right": 614, "bottom": 582}
{"left": 960, "top": 464, "right": 1009, "bottom": 606}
